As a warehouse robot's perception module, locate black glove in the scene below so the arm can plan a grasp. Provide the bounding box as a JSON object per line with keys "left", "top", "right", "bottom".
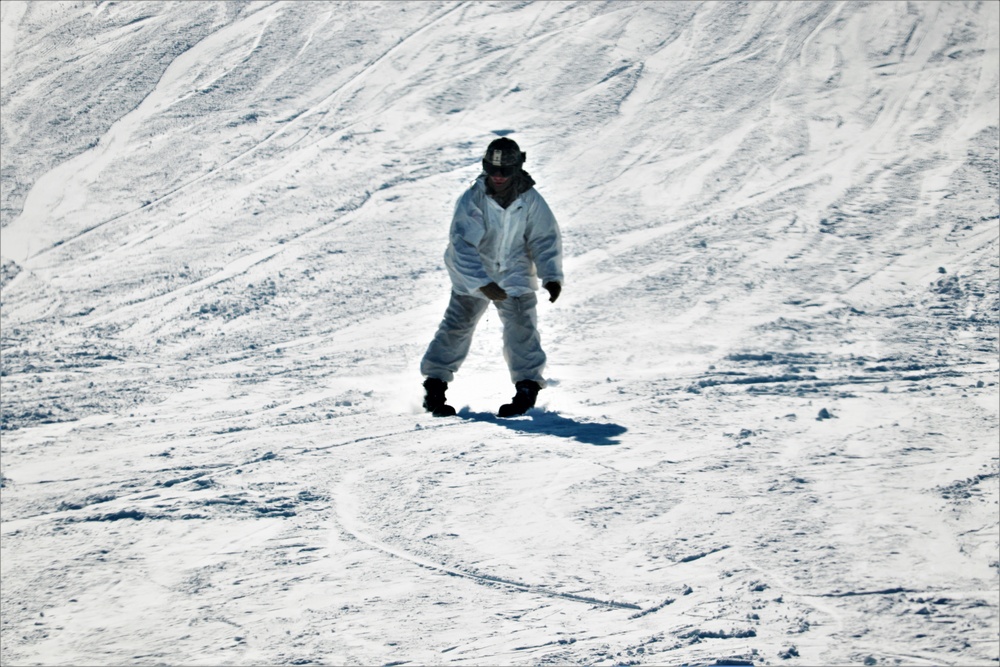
{"left": 480, "top": 282, "right": 508, "bottom": 301}
{"left": 544, "top": 281, "right": 561, "bottom": 303}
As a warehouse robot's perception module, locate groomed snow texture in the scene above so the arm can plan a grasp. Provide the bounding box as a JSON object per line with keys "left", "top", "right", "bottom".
{"left": 1, "top": 2, "right": 998, "bottom": 665}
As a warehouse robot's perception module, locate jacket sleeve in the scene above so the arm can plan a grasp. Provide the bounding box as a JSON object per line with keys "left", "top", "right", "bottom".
{"left": 525, "top": 191, "right": 564, "bottom": 286}
{"left": 445, "top": 189, "right": 492, "bottom": 294}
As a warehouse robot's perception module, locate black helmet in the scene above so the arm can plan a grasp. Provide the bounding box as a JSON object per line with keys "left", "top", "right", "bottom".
{"left": 482, "top": 137, "right": 526, "bottom": 177}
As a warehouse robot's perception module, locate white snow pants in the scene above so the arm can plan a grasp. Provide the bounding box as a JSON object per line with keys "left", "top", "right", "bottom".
{"left": 421, "top": 291, "right": 546, "bottom": 386}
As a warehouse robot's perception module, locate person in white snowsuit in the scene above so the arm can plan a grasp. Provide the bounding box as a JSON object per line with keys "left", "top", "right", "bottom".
{"left": 421, "top": 137, "right": 563, "bottom": 417}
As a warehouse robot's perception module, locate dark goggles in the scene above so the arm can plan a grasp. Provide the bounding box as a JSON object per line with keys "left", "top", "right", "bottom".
{"left": 482, "top": 160, "right": 518, "bottom": 177}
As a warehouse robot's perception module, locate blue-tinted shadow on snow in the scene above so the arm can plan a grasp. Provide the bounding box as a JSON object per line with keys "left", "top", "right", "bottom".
{"left": 456, "top": 407, "right": 626, "bottom": 446}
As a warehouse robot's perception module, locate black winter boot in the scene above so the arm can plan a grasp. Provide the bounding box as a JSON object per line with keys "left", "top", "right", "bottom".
{"left": 498, "top": 380, "right": 540, "bottom": 418}
{"left": 423, "top": 378, "right": 456, "bottom": 417}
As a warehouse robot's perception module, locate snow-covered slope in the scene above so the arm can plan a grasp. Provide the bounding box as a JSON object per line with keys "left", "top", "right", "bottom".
{"left": 2, "top": 2, "right": 998, "bottom": 665}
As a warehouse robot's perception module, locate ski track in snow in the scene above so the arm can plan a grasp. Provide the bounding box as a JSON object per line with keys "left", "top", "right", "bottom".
{"left": 1, "top": 2, "right": 998, "bottom": 666}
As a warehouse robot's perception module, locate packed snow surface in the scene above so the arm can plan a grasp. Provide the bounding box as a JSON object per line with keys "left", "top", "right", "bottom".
{"left": 1, "top": 2, "right": 998, "bottom": 665}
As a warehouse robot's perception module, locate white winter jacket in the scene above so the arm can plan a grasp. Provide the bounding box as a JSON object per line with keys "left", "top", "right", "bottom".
{"left": 444, "top": 175, "right": 563, "bottom": 299}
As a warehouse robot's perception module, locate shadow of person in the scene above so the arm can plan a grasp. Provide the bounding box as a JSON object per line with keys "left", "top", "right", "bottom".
{"left": 457, "top": 407, "right": 626, "bottom": 446}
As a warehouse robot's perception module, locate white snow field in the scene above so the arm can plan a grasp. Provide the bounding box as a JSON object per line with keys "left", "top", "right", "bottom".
{"left": 1, "top": 1, "right": 998, "bottom": 665}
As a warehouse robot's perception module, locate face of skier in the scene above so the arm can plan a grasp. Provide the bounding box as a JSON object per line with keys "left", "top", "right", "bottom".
{"left": 489, "top": 173, "right": 511, "bottom": 190}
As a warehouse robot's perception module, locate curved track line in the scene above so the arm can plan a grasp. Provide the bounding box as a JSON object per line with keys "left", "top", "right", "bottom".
{"left": 333, "top": 471, "right": 641, "bottom": 611}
